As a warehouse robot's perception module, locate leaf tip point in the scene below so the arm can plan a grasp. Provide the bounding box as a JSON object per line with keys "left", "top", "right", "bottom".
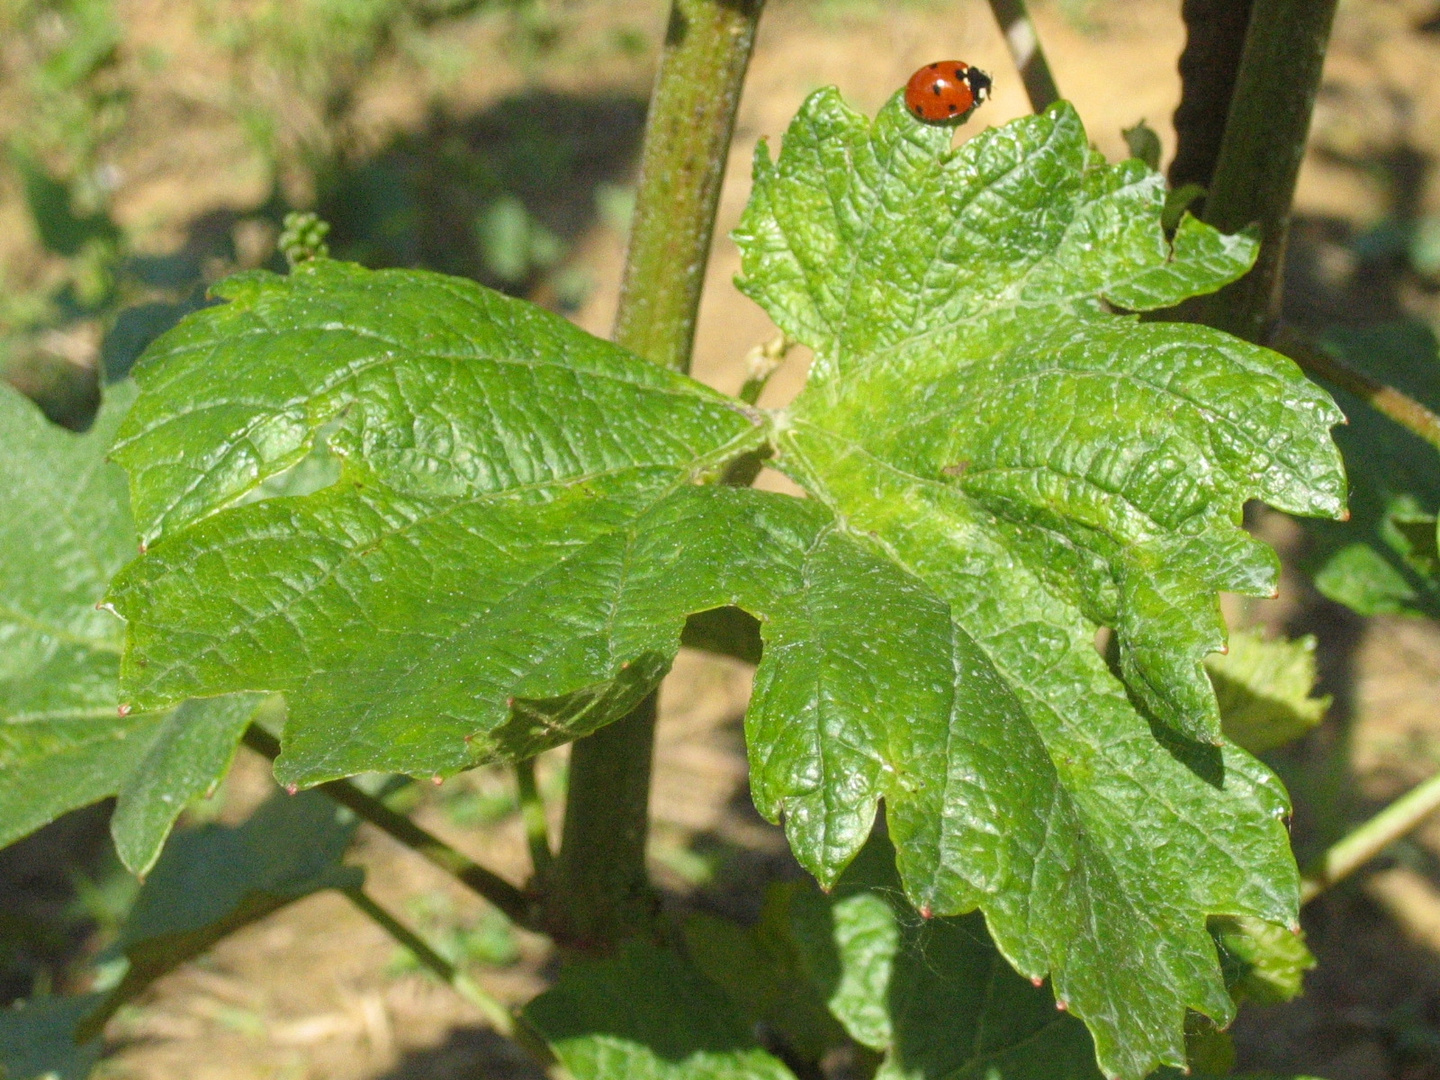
{"left": 431, "top": 774, "right": 444, "bottom": 786}
{"left": 919, "top": 904, "right": 933, "bottom": 920}
{"left": 285, "top": 783, "right": 298, "bottom": 796}
{"left": 1056, "top": 998, "right": 1068, "bottom": 1011}
{"left": 1030, "top": 975, "right": 1044, "bottom": 987}
{"left": 117, "top": 703, "right": 132, "bottom": 717}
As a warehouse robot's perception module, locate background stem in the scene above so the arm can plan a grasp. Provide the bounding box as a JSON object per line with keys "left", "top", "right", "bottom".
{"left": 552, "top": 692, "right": 661, "bottom": 948}
{"left": 985, "top": 0, "right": 1060, "bottom": 114}
{"left": 1188, "top": 0, "right": 1339, "bottom": 341}
{"left": 553, "top": 0, "right": 766, "bottom": 949}
{"left": 1275, "top": 325, "right": 1440, "bottom": 453}
{"left": 516, "top": 756, "right": 553, "bottom": 880}
{"left": 1301, "top": 771, "right": 1440, "bottom": 904}
{"left": 241, "top": 726, "right": 534, "bottom": 927}
{"left": 341, "top": 886, "right": 516, "bottom": 1034}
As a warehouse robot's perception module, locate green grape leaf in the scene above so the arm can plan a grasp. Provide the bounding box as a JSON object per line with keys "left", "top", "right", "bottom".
{"left": 107, "top": 261, "right": 784, "bottom": 786}
{"left": 90, "top": 788, "right": 361, "bottom": 1032}
{"left": 738, "top": 93, "right": 1342, "bottom": 744}
{"left": 109, "top": 260, "right": 766, "bottom": 546}
{"left": 1211, "top": 914, "right": 1314, "bottom": 1007}
{"left": 0, "top": 380, "right": 141, "bottom": 852}
{"left": 685, "top": 884, "right": 853, "bottom": 1062}
{"left": 104, "top": 98, "right": 1346, "bottom": 1079}
{"left": 762, "top": 833, "right": 1104, "bottom": 1079}
{"left": 0, "top": 381, "right": 262, "bottom": 875}
{"left": 522, "top": 940, "right": 798, "bottom": 1080}
{"left": 1301, "top": 321, "right": 1440, "bottom": 617}
{"left": 734, "top": 93, "right": 1345, "bottom": 1079}
{"left": 0, "top": 993, "right": 105, "bottom": 1080}
{"left": 109, "top": 692, "right": 266, "bottom": 876}
{"left": 1207, "top": 629, "right": 1329, "bottom": 755}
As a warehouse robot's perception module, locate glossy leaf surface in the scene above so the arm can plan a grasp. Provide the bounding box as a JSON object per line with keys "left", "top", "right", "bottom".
{"left": 738, "top": 94, "right": 1343, "bottom": 743}
{"left": 101, "top": 98, "right": 1351, "bottom": 1078}
{"left": 735, "top": 94, "right": 1345, "bottom": 1078}
{"left": 108, "top": 261, "right": 781, "bottom": 785}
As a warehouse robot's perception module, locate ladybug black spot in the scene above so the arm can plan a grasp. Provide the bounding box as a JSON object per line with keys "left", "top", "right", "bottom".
{"left": 955, "top": 68, "right": 966, "bottom": 80}
{"left": 931, "top": 81, "right": 944, "bottom": 95}
{"left": 948, "top": 103, "right": 958, "bottom": 112}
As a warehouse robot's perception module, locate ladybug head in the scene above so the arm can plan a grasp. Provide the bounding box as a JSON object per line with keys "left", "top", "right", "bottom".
{"left": 965, "top": 67, "right": 992, "bottom": 105}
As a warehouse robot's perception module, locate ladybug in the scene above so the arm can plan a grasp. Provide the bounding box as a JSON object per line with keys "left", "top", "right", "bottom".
{"left": 904, "top": 60, "right": 992, "bottom": 123}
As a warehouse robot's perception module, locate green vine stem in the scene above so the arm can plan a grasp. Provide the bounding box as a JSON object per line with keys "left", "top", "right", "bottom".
{"left": 1169, "top": 0, "right": 1255, "bottom": 192}
{"left": 341, "top": 886, "right": 517, "bottom": 1034}
{"left": 552, "top": 692, "right": 662, "bottom": 948}
{"left": 552, "top": 0, "right": 766, "bottom": 950}
{"left": 611, "top": 0, "right": 766, "bottom": 375}
{"left": 985, "top": 0, "right": 1060, "bottom": 114}
{"left": 1301, "top": 770, "right": 1440, "bottom": 904}
{"left": 1273, "top": 325, "right": 1440, "bottom": 453}
{"left": 240, "top": 726, "right": 535, "bottom": 927}
{"left": 515, "top": 755, "right": 553, "bottom": 880}
{"left": 1188, "top": 0, "right": 1339, "bottom": 342}
{"left": 738, "top": 332, "right": 793, "bottom": 405}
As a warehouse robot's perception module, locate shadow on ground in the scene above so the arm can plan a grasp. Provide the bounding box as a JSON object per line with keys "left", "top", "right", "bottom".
{"left": 373, "top": 1025, "right": 547, "bottom": 1080}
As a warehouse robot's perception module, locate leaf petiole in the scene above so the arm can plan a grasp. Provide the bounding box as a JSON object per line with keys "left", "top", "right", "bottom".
{"left": 985, "top": 0, "right": 1061, "bottom": 113}
{"left": 1301, "top": 768, "right": 1440, "bottom": 904}
{"left": 241, "top": 726, "right": 535, "bottom": 927}
{"left": 1275, "top": 324, "right": 1440, "bottom": 455}
{"left": 340, "top": 886, "right": 516, "bottom": 1034}
{"left": 516, "top": 756, "right": 553, "bottom": 880}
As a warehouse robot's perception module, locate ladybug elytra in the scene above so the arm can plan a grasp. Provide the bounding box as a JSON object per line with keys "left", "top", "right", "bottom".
{"left": 904, "top": 61, "right": 992, "bottom": 123}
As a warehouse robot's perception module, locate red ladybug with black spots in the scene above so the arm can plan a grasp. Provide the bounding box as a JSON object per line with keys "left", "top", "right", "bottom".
{"left": 905, "top": 61, "right": 992, "bottom": 123}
